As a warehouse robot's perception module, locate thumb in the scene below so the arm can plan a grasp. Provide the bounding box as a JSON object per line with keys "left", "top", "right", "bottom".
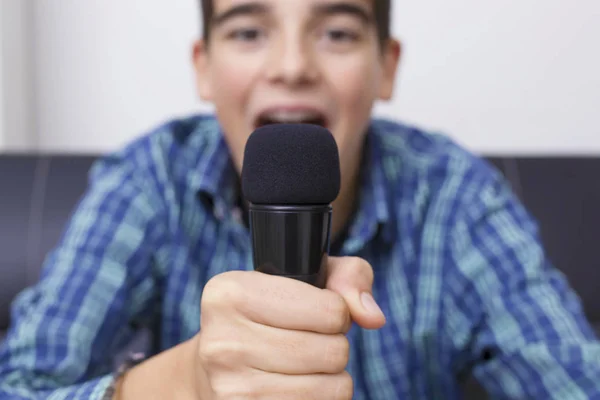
{"left": 326, "top": 256, "right": 386, "bottom": 330}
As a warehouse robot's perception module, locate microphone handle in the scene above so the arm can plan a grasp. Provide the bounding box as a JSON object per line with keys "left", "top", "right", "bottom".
{"left": 248, "top": 204, "right": 332, "bottom": 289}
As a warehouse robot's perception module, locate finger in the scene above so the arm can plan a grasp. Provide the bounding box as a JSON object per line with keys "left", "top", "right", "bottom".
{"left": 211, "top": 371, "right": 353, "bottom": 400}
{"left": 326, "top": 257, "right": 386, "bottom": 330}
{"left": 245, "top": 323, "right": 349, "bottom": 374}
{"left": 202, "top": 270, "right": 351, "bottom": 334}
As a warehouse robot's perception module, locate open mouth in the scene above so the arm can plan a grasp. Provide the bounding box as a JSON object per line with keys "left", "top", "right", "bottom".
{"left": 255, "top": 110, "right": 328, "bottom": 129}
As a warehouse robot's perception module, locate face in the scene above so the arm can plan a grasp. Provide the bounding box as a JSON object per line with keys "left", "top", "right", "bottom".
{"left": 193, "top": 0, "right": 400, "bottom": 180}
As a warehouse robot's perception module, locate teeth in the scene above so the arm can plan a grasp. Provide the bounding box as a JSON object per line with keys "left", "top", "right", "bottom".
{"left": 262, "top": 110, "right": 323, "bottom": 123}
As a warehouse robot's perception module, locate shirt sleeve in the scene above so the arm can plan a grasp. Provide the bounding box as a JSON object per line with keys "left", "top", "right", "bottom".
{"left": 444, "top": 172, "right": 600, "bottom": 399}
{"left": 0, "top": 155, "right": 165, "bottom": 399}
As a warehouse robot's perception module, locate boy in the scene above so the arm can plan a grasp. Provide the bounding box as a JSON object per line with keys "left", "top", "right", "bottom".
{"left": 1, "top": 1, "right": 600, "bottom": 399}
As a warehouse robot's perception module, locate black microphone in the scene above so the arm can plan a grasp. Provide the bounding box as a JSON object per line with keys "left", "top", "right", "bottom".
{"left": 241, "top": 123, "right": 341, "bottom": 289}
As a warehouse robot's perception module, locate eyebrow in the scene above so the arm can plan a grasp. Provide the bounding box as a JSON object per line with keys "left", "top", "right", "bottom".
{"left": 312, "top": 2, "right": 373, "bottom": 24}
{"left": 211, "top": 2, "right": 269, "bottom": 27}
{"left": 211, "top": 1, "right": 373, "bottom": 28}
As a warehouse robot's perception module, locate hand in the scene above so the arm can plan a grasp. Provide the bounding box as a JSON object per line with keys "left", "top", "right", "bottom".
{"left": 194, "top": 256, "right": 386, "bottom": 399}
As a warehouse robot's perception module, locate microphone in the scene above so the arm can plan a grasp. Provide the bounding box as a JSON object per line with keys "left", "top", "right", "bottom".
{"left": 241, "top": 123, "right": 341, "bottom": 289}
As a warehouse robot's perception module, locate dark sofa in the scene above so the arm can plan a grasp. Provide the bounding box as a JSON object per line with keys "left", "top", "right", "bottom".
{"left": 0, "top": 153, "right": 598, "bottom": 398}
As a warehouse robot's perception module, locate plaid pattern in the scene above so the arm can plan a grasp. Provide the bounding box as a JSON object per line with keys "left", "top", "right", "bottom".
{"left": 1, "top": 115, "right": 599, "bottom": 399}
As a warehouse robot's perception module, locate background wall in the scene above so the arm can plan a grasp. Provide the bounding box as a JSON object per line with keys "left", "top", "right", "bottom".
{"left": 0, "top": 5, "right": 4, "bottom": 149}
{"left": 1, "top": 0, "right": 599, "bottom": 155}
{"left": 0, "top": 0, "right": 36, "bottom": 153}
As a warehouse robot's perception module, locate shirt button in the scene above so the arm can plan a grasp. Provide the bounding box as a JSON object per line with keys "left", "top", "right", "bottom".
{"left": 214, "top": 204, "right": 225, "bottom": 220}
{"left": 232, "top": 207, "right": 243, "bottom": 224}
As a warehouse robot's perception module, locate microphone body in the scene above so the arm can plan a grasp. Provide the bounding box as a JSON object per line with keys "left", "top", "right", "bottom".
{"left": 249, "top": 204, "right": 332, "bottom": 289}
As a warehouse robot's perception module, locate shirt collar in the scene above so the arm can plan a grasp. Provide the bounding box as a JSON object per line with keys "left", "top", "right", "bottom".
{"left": 341, "top": 123, "right": 396, "bottom": 255}
{"left": 187, "top": 118, "right": 241, "bottom": 220}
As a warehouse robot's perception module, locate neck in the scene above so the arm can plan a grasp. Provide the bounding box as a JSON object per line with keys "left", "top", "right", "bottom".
{"left": 330, "top": 146, "right": 364, "bottom": 242}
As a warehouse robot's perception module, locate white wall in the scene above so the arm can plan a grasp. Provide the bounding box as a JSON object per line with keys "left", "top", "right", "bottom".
{"left": 385, "top": 0, "right": 600, "bottom": 155}
{"left": 0, "top": 4, "right": 5, "bottom": 149}
{"left": 5, "top": 0, "right": 600, "bottom": 154}
{"left": 34, "top": 0, "right": 203, "bottom": 154}
{"left": 0, "top": 0, "right": 36, "bottom": 153}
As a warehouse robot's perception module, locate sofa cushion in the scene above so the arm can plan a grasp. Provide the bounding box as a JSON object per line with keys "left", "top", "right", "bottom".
{"left": 511, "top": 157, "right": 600, "bottom": 324}
{"left": 0, "top": 156, "right": 39, "bottom": 330}
{"left": 35, "top": 156, "right": 96, "bottom": 271}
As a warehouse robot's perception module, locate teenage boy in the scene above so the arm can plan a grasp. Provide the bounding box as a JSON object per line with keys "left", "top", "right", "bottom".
{"left": 1, "top": 1, "right": 599, "bottom": 399}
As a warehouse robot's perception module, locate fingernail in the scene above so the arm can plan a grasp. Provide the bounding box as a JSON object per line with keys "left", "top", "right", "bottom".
{"left": 361, "top": 292, "right": 383, "bottom": 316}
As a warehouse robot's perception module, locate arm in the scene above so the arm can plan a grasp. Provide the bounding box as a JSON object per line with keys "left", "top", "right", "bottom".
{"left": 444, "top": 175, "right": 600, "bottom": 399}
{"left": 0, "top": 156, "right": 165, "bottom": 399}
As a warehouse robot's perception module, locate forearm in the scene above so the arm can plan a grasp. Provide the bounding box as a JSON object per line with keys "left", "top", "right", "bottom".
{"left": 114, "top": 338, "right": 199, "bottom": 400}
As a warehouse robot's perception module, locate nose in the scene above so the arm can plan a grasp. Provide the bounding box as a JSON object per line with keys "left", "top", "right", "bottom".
{"left": 265, "top": 34, "right": 319, "bottom": 87}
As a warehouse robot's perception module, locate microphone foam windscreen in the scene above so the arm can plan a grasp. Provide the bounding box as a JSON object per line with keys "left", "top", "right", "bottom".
{"left": 242, "top": 124, "right": 341, "bottom": 205}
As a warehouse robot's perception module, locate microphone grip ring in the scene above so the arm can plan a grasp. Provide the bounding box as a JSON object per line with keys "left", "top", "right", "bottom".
{"left": 249, "top": 204, "right": 332, "bottom": 289}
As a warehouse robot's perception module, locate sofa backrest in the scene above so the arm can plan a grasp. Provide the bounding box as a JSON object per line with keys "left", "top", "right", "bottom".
{"left": 0, "top": 155, "right": 97, "bottom": 331}
{"left": 0, "top": 154, "right": 598, "bottom": 400}
{"left": 1, "top": 155, "right": 599, "bottom": 328}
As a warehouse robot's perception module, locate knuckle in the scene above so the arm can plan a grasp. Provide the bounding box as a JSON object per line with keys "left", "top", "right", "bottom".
{"left": 210, "top": 374, "right": 249, "bottom": 399}
{"left": 334, "top": 371, "right": 354, "bottom": 400}
{"left": 210, "top": 372, "right": 272, "bottom": 400}
{"left": 198, "top": 333, "right": 246, "bottom": 370}
{"left": 349, "top": 257, "right": 374, "bottom": 284}
{"left": 202, "top": 272, "right": 246, "bottom": 311}
{"left": 324, "top": 335, "right": 350, "bottom": 372}
{"left": 323, "top": 293, "right": 350, "bottom": 332}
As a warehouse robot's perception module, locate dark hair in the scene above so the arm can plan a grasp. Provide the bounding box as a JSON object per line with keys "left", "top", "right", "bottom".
{"left": 200, "top": 0, "right": 391, "bottom": 47}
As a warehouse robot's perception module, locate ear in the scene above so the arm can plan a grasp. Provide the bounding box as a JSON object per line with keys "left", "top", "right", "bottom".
{"left": 192, "top": 39, "right": 213, "bottom": 101}
{"left": 378, "top": 39, "right": 402, "bottom": 101}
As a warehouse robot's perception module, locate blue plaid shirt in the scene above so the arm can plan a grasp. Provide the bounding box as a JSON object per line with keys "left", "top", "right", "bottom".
{"left": 1, "top": 115, "right": 599, "bottom": 399}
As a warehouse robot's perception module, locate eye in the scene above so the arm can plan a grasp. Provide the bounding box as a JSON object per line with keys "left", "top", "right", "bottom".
{"left": 228, "top": 28, "right": 266, "bottom": 42}
{"left": 325, "top": 28, "right": 359, "bottom": 42}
